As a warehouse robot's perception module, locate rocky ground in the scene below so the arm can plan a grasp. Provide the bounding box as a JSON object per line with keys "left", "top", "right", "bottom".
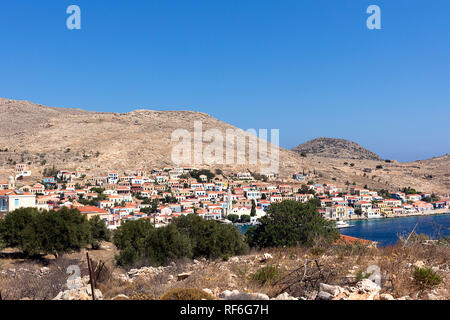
{"left": 1, "top": 239, "right": 448, "bottom": 301}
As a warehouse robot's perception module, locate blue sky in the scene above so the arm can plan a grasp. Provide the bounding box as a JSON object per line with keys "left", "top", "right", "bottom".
{"left": 1, "top": 0, "right": 449, "bottom": 162}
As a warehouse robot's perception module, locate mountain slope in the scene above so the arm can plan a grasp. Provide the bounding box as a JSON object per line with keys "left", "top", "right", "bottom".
{"left": 292, "top": 137, "right": 382, "bottom": 161}
{"left": 0, "top": 98, "right": 300, "bottom": 175}
{"left": 0, "top": 98, "right": 448, "bottom": 194}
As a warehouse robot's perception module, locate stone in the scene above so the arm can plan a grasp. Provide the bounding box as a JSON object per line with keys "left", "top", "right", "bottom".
{"left": 263, "top": 253, "right": 273, "bottom": 260}
{"left": 317, "top": 291, "right": 333, "bottom": 300}
{"left": 356, "top": 279, "right": 381, "bottom": 294}
{"left": 380, "top": 293, "right": 395, "bottom": 300}
{"left": 203, "top": 288, "right": 214, "bottom": 296}
{"left": 319, "top": 283, "right": 343, "bottom": 297}
{"left": 427, "top": 293, "right": 440, "bottom": 300}
{"left": 260, "top": 253, "right": 273, "bottom": 263}
{"left": 220, "top": 290, "right": 270, "bottom": 300}
{"left": 112, "top": 294, "right": 130, "bottom": 300}
{"left": 177, "top": 272, "right": 192, "bottom": 281}
{"left": 53, "top": 286, "right": 103, "bottom": 300}
{"left": 273, "top": 292, "right": 298, "bottom": 300}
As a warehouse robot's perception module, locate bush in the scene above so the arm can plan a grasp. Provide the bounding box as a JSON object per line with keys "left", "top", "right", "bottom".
{"left": 160, "top": 288, "right": 215, "bottom": 300}
{"left": 113, "top": 220, "right": 154, "bottom": 252}
{"left": 0, "top": 207, "right": 105, "bottom": 258}
{"left": 115, "top": 246, "right": 139, "bottom": 266}
{"left": 189, "top": 169, "right": 215, "bottom": 181}
{"left": 114, "top": 214, "right": 248, "bottom": 266}
{"left": 173, "top": 214, "right": 248, "bottom": 260}
{"left": 227, "top": 214, "right": 239, "bottom": 223}
{"left": 250, "top": 265, "right": 279, "bottom": 285}
{"left": 143, "top": 223, "right": 193, "bottom": 265}
{"left": 413, "top": 267, "right": 442, "bottom": 288}
{"left": 89, "top": 215, "right": 111, "bottom": 249}
{"left": 245, "top": 200, "right": 339, "bottom": 248}
{"left": 356, "top": 270, "right": 372, "bottom": 282}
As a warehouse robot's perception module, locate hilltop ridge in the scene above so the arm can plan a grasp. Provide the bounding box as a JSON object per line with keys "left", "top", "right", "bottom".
{"left": 292, "top": 137, "right": 382, "bottom": 161}
{"left": 0, "top": 97, "right": 449, "bottom": 194}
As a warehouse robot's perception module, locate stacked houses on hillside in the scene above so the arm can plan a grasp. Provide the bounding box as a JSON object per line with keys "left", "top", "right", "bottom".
{"left": 0, "top": 167, "right": 448, "bottom": 228}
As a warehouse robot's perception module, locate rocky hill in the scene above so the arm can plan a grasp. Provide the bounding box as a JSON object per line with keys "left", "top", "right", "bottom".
{"left": 0, "top": 97, "right": 301, "bottom": 176}
{"left": 292, "top": 137, "right": 382, "bottom": 161}
{"left": 0, "top": 98, "right": 449, "bottom": 194}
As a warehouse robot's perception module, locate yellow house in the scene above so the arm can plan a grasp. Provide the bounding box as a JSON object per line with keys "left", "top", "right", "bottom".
{"left": 374, "top": 202, "right": 392, "bottom": 215}
{"left": 332, "top": 205, "right": 347, "bottom": 220}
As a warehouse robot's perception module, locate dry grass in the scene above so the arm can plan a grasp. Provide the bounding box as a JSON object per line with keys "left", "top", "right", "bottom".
{"left": 160, "top": 288, "right": 215, "bottom": 300}
{"left": 1, "top": 239, "right": 449, "bottom": 300}
{"left": 0, "top": 256, "right": 88, "bottom": 300}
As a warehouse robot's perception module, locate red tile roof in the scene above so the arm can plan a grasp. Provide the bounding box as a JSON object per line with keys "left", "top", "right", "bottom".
{"left": 334, "top": 234, "right": 376, "bottom": 246}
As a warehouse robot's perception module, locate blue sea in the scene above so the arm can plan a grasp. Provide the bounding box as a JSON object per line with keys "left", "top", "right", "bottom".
{"left": 236, "top": 214, "right": 450, "bottom": 247}
{"left": 340, "top": 214, "right": 450, "bottom": 247}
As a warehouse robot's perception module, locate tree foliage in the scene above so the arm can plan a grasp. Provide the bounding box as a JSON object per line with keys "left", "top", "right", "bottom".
{"left": 245, "top": 200, "right": 339, "bottom": 248}
{"left": 189, "top": 169, "right": 215, "bottom": 181}
{"left": 114, "top": 214, "right": 248, "bottom": 266}
{"left": 0, "top": 207, "right": 109, "bottom": 258}
{"left": 173, "top": 214, "right": 248, "bottom": 260}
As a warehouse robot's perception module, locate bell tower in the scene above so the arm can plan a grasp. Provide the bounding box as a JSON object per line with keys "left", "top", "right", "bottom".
{"left": 8, "top": 175, "right": 15, "bottom": 190}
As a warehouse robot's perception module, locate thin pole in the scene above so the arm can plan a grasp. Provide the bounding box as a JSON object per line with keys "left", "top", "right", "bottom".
{"left": 403, "top": 222, "right": 419, "bottom": 247}
{"left": 86, "top": 252, "right": 96, "bottom": 300}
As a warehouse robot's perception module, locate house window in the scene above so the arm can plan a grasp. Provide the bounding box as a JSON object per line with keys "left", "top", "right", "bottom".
{"left": 14, "top": 199, "right": 19, "bottom": 207}
{"left": 0, "top": 199, "right": 6, "bottom": 211}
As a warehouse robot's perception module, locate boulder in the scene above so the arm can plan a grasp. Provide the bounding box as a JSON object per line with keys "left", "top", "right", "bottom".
{"left": 317, "top": 291, "right": 333, "bottom": 300}
{"left": 379, "top": 293, "right": 395, "bottom": 300}
{"left": 220, "top": 290, "right": 270, "bottom": 300}
{"left": 53, "top": 286, "right": 103, "bottom": 300}
{"left": 203, "top": 288, "right": 214, "bottom": 296}
{"left": 319, "top": 283, "right": 343, "bottom": 297}
{"left": 112, "top": 294, "right": 130, "bottom": 300}
{"left": 260, "top": 253, "right": 273, "bottom": 263}
{"left": 177, "top": 272, "right": 192, "bottom": 281}
{"left": 273, "top": 292, "right": 298, "bottom": 300}
{"left": 356, "top": 279, "right": 381, "bottom": 294}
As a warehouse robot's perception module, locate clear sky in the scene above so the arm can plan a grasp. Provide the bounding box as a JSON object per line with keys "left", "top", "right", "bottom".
{"left": 1, "top": 0, "right": 449, "bottom": 162}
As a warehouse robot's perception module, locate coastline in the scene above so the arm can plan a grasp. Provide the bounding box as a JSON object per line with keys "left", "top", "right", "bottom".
{"left": 345, "top": 209, "right": 450, "bottom": 222}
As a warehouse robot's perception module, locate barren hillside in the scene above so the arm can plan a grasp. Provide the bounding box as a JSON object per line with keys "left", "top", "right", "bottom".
{"left": 0, "top": 98, "right": 448, "bottom": 195}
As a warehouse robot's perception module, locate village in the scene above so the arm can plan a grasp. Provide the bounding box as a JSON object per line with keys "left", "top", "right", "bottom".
{"left": 1, "top": 163, "right": 449, "bottom": 229}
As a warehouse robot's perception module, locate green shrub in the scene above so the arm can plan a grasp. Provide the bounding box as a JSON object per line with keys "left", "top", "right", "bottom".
{"left": 356, "top": 270, "right": 372, "bottom": 282}
{"left": 413, "top": 267, "right": 442, "bottom": 288}
{"left": 245, "top": 200, "right": 339, "bottom": 248}
{"left": 143, "top": 223, "right": 193, "bottom": 265}
{"left": 160, "top": 288, "right": 215, "bottom": 300}
{"left": 173, "top": 214, "right": 249, "bottom": 260}
{"left": 115, "top": 246, "right": 138, "bottom": 266}
{"left": 0, "top": 207, "right": 106, "bottom": 258}
{"left": 88, "top": 215, "right": 111, "bottom": 249}
{"left": 113, "top": 219, "right": 154, "bottom": 252}
{"left": 114, "top": 214, "right": 248, "bottom": 266}
{"left": 250, "top": 265, "right": 279, "bottom": 286}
